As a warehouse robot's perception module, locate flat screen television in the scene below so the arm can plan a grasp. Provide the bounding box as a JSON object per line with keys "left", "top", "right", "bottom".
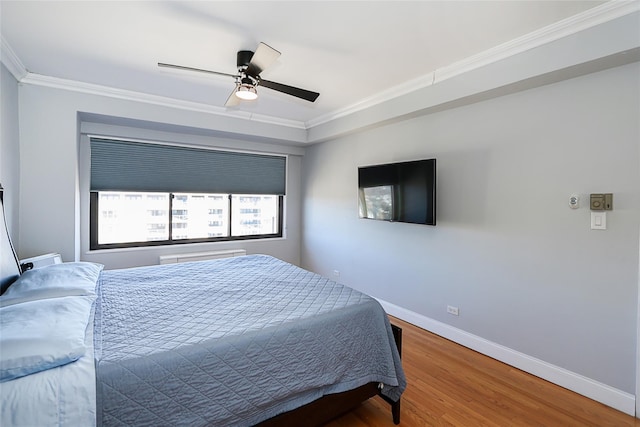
{"left": 358, "top": 158, "right": 436, "bottom": 225}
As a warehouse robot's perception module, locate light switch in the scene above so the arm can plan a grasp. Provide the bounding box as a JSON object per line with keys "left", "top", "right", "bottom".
{"left": 591, "top": 212, "right": 606, "bottom": 230}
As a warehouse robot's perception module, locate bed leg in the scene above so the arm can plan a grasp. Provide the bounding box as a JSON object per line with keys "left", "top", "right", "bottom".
{"left": 392, "top": 399, "right": 401, "bottom": 424}
{"left": 391, "top": 323, "right": 402, "bottom": 358}
{"left": 390, "top": 323, "right": 402, "bottom": 424}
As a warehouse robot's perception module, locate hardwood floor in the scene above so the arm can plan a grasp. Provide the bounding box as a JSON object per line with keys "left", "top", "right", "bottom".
{"left": 326, "top": 317, "right": 638, "bottom": 427}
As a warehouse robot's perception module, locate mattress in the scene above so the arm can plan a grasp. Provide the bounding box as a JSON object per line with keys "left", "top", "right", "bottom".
{"left": 94, "top": 254, "right": 405, "bottom": 426}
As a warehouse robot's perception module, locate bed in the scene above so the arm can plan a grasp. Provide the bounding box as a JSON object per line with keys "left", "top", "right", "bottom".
{"left": 0, "top": 186, "right": 405, "bottom": 426}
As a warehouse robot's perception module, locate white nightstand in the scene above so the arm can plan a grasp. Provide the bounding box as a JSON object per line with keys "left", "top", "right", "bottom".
{"left": 20, "top": 253, "right": 62, "bottom": 271}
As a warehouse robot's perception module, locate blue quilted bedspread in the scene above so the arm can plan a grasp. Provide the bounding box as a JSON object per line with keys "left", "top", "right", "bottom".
{"left": 94, "top": 254, "right": 405, "bottom": 426}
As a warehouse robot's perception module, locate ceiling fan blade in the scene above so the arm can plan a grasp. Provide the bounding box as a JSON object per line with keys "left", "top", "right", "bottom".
{"left": 246, "top": 42, "right": 281, "bottom": 76}
{"left": 158, "top": 62, "right": 236, "bottom": 79}
{"left": 259, "top": 79, "right": 319, "bottom": 102}
{"left": 224, "top": 88, "right": 241, "bottom": 107}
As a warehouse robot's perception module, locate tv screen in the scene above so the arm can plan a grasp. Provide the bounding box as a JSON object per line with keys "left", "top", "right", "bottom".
{"left": 358, "top": 158, "right": 436, "bottom": 225}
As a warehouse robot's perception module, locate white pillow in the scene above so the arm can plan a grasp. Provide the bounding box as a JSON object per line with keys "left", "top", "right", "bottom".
{"left": 0, "top": 262, "right": 103, "bottom": 307}
{"left": 0, "top": 295, "right": 94, "bottom": 382}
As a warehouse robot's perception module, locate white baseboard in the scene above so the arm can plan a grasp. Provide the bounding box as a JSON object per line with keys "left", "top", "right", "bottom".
{"left": 377, "top": 299, "right": 636, "bottom": 417}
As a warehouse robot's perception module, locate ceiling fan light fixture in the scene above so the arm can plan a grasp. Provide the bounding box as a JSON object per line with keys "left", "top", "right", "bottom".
{"left": 236, "top": 78, "right": 258, "bottom": 101}
{"left": 235, "top": 84, "right": 258, "bottom": 100}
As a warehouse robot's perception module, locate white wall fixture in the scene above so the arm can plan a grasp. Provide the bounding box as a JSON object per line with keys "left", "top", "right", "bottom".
{"left": 591, "top": 212, "right": 607, "bottom": 230}
{"left": 569, "top": 194, "right": 579, "bottom": 209}
{"left": 158, "top": 249, "right": 247, "bottom": 265}
{"left": 590, "top": 193, "right": 612, "bottom": 230}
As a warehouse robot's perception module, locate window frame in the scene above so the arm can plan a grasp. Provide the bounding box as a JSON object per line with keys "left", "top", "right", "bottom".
{"left": 89, "top": 191, "right": 284, "bottom": 250}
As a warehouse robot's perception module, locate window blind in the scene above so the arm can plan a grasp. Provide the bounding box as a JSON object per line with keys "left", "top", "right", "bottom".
{"left": 90, "top": 138, "right": 286, "bottom": 195}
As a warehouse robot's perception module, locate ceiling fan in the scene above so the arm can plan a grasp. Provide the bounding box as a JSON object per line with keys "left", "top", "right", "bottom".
{"left": 158, "top": 42, "right": 320, "bottom": 107}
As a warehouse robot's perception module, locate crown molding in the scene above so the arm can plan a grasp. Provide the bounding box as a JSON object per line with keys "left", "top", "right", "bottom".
{"left": 0, "top": 35, "right": 27, "bottom": 80}
{"left": 5, "top": 1, "right": 639, "bottom": 136}
{"left": 433, "top": 0, "right": 640, "bottom": 84}
{"left": 19, "top": 72, "right": 308, "bottom": 131}
{"left": 304, "top": 71, "right": 437, "bottom": 130}
{"left": 305, "top": 0, "right": 640, "bottom": 129}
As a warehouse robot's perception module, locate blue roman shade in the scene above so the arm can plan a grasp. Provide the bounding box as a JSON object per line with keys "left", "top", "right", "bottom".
{"left": 90, "top": 138, "right": 286, "bottom": 195}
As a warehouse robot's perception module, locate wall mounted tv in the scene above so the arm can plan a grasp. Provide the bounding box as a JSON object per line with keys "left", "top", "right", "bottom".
{"left": 358, "top": 158, "right": 436, "bottom": 225}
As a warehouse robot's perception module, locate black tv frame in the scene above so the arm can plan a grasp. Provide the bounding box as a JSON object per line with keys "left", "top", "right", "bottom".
{"left": 358, "top": 158, "right": 436, "bottom": 226}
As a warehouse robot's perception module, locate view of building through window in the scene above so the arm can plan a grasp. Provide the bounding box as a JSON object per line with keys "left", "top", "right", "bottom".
{"left": 172, "top": 193, "right": 228, "bottom": 240}
{"left": 96, "top": 191, "right": 279, "bottom": 245}
{"left": 231, "top": 195, "right": 279, "bottom": 236}
{"left": 359, "top": 186, "right": 393, "bottom": 220}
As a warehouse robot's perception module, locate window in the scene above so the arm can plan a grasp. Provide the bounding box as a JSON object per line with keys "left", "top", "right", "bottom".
{"left": 91, "top": 191, "right": 282, "bottom": 248}
{"left": 89, "top": 138, "right": 285, "bottom": 249}
{"left": 231, "top": 195, "right": 279, "bottom": 236}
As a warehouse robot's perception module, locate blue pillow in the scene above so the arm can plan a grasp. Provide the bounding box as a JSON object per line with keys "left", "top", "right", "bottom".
{"left": 0, "top": 295, "right": 94, "bottom": 382}
{"left": 0, "top": 262, "right": 103, "bottom": 307}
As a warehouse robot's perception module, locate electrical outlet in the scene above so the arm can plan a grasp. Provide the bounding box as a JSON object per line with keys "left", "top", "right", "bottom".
{"left": 447, "top": 305, "right": 459, "bottom": 316}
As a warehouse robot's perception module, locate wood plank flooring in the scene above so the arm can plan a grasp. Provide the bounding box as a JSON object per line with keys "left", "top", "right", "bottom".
{"left": 326, "top": 317, "right": 638, "bottom": 427}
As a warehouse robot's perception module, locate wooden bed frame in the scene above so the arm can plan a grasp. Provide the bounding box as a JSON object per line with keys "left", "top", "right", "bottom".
{"left": 0, "top": 184, "right": 402, "bottom": 426}
{"left": 258, "top": 324, "right": 402, "bottom": 426}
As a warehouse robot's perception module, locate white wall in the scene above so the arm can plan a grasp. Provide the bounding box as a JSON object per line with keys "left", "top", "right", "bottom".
{"left": 0, "top": 62, "right": 20, "bottom": 243}
{"left": 17, "top": 84, "right": 303, "bottom": 269}
{"left": 301, "top": 63, "right": 640, "bottom": 402}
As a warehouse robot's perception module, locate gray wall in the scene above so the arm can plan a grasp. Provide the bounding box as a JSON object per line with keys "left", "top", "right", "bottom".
{"left": 16, "top": 84, "right": 303, "bottom": 269}
{"left": 0, "top": 63, "right": 20, "bottom": 243}
{"left": 301, "top": 62, "right": 639, "bottom": 395}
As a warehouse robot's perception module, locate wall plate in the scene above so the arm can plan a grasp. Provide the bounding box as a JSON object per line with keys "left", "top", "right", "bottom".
{"left": 590, "top": 194, "right": 605, "bottom": 210}
{"left": 590, "top": 193, "right": 613, "bottom": 211}
{"left": 591, "top": 212, "right": 606, "bottom": 230}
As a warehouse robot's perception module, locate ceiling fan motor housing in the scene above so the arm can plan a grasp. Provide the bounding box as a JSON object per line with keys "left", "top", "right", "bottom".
{"left": 237, "top": 50, "right": 254, "bottom": 71}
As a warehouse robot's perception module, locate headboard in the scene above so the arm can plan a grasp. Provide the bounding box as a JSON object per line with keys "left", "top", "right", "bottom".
{"left": 0, "top": 184, "right": 21, "bottom": 294}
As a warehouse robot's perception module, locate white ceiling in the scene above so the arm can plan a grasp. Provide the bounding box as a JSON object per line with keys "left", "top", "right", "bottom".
{"left": 0, "top": 1, "right": 611, "bottom": 126}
